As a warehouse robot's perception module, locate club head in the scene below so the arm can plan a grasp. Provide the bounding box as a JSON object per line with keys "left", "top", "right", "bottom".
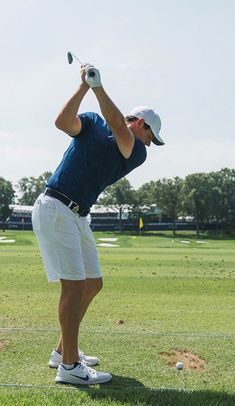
{"left": 67, "top": 51, "right": 95, "bottom": 77}
{"left": 67, "top": 52, "right": 73, "bottom": 64}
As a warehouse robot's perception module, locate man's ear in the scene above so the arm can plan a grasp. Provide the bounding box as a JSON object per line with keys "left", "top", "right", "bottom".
{"left": 137, "top": 118, "right": 145, "bottom": 127}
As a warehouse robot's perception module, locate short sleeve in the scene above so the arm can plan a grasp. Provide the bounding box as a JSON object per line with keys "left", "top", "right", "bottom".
{"left": 77, "top": 113, "right": 93, "bottom": 136}
{"left": 124, "top": 139, "right": 147, "bottom": 172}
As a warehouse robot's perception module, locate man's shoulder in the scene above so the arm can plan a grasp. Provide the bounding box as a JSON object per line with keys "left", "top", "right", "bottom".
{"left": 78, "top": 111, "right": 105, "bottom": 124}
{"left": 76, "top": 112, "right": 111, "bottom": 142}
{"left": 77, "top": 112, "right": 107, "bottom": 137}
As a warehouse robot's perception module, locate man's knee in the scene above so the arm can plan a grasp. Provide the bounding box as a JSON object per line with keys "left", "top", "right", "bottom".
{"left": 86, "top": 277, "right": 103, "bottom": 295}
{"left": 96, "top": 277, "right": 103, "bottom": 293}
{"left": 92, "top": 277, "right": 103, "bottom": 294}
{"left": 60, "top": 279, "right": 86, "bottom": 297}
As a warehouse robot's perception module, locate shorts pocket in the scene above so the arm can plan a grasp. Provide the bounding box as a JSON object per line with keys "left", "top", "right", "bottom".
{"left": 32, "top": 197, "right": 57, "bottom": 235}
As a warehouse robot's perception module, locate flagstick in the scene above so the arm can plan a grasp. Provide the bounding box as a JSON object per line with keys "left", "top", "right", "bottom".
{"left": 139, "top": 217, "right": 143, "bottom": 236}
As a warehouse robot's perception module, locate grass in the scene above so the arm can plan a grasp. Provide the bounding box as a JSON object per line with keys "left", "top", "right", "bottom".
{"left": 0, "top": 230, "right": 234, "bottom": 405}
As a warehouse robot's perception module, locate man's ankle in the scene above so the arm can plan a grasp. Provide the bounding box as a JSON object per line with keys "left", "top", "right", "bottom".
{"left": 61, "top": 363, "right": 75, "bottom": 370}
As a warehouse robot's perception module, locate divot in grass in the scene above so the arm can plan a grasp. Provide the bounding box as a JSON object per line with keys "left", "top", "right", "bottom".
{"left": 117, "top": 319, "right": 125, "bottom": 325}
{"left": 160, "top": 349, "right": 207, "bottom": 371}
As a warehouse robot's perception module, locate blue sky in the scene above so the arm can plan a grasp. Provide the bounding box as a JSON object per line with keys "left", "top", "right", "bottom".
{"left": 1, "top": 0, "right": 234, "bottom": 189}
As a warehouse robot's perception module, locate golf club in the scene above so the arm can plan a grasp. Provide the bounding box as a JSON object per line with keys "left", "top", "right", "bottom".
{"left": 67, "top": 51, "right": 95, "bottom": 77}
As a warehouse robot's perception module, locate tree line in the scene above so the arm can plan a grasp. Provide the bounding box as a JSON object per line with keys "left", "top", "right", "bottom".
{"left": 0, "top": 168, "right": 235, "bottom": 234}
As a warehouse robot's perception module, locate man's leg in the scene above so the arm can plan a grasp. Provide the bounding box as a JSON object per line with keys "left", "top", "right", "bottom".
{"left": 55, "top": 276, "right": 111, "bottom": 385}
{"left": 57, "top": 277, "right": 103, "bottom": 358}
{"left": 59, "top": 279, "right": 86, "bottom": 365}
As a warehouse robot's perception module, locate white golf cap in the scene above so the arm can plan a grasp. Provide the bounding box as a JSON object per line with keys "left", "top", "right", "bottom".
{"left": 128, "top": 106, "right": 164, "bottom": 146}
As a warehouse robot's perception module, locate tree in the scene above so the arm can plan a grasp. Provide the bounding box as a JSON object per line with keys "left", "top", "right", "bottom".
{"left": 206, "top": 171, "right": 225, "bottom": 233}
{"left": 156, "top": 177, "right": 183, "bottom": 236}
{"left": 182, "top": 173, "right": 211, "bottom": 236}
{"left": 98, "top": 178, "right": 136, "bottom": 231}
{"left": 127, "top": 181, "right": 159, "bottom": 223}
{"left": 136, "top": 181, "right": 158, "bottom": 206}
{"left": 0, "top": 177, "right": 15, "bottom": 231}
{"left": 16, "top": 171, "right": 52, "bottom": 205}
{"left": 211, "top": 168, "right": 235, "bottom": 233}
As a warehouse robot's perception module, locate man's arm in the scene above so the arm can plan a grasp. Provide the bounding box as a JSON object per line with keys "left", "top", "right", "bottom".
{"left": 55, "top": 68, "right": 89, "bottom": 136}
{"left": 84, "top": 64, "right": 134, "bottom": 158}
{"left": 91, "top": 86, "right": 134, "bottom": 159}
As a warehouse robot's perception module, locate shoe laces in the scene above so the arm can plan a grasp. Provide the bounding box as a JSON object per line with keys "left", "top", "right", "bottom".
{"left": 77, "top": 361, "right": 96, "bottom": 376}
{"left": 79, "top": 352, "right": 85, "bottom": 362}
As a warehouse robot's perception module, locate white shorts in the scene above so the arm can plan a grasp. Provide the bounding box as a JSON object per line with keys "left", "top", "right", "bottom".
{"left": 32, "top": 194, "right": 102, "bottom": 282}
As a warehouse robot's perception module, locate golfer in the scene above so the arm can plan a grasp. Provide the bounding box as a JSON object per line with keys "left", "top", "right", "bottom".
{"left": 32, "top": 63, "right": 164, "bottom": 385}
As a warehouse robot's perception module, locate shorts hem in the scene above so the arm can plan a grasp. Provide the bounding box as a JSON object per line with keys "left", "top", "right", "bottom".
{"left": 47, "top": 274, "right": 87, "bottom": 282}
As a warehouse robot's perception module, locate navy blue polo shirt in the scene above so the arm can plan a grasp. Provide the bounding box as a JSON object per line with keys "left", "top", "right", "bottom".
{"left": 46, "top": 112, "right": 147, "bottom": 208}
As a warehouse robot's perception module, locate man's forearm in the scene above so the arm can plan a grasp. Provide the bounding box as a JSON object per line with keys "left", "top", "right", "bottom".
{"left": 56, "top": 83, "right": 89, "bottom": 125}
{"left": 92, "top": 85, "right": 134, "bottom": 159}
{"left": 92, "top": 86, "right": 126, "bottom": 129}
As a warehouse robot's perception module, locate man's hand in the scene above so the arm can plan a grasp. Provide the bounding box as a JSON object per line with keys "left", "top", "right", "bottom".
{"left": 80, "top": 65, "right": 90, "bottom": 89}
{"left": 85, "top": 64, "right": 102, "bottom": 88}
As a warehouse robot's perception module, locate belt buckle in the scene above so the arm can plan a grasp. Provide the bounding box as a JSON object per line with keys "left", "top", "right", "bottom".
{"left": 72, "top": 205, "right": 79, "bottom": 213}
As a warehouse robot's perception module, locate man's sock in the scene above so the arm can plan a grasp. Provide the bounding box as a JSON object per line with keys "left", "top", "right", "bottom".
{"left": 61, "top": 363, "right": 75, "bottom": 370}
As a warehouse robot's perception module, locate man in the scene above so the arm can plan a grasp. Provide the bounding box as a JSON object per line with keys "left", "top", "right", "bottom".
{"left": 32, "top": 63, "right": 164, "bottom": 385}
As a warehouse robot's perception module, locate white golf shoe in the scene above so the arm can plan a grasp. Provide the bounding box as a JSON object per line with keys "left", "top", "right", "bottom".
{"left": 48, "top": 349, "right": 100, "bottom": 368}
{"left": 55, "top": 362, "right": 112, "bottom": 385}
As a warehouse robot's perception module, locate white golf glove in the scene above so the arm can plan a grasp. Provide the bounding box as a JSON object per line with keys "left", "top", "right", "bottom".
{"left": 85, "top": 64, "right": 102, "bottom": 88}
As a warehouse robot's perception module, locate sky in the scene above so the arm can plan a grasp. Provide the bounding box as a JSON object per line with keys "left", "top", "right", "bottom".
{"left": 0, "top": 0, "right": 235, "bottom": 190}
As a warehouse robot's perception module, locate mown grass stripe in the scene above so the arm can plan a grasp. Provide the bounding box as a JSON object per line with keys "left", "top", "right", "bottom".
{"left": 0, "top": 383, "right": 198, "bottom": 392}
{"left": 0, "top": 327, "right": 234, "bottom": 339}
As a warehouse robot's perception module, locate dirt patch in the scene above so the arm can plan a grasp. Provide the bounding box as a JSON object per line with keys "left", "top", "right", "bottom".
{"left": 160, "top": 349, "right": 207, "bottom": 371}
{"left": 117, "top": 319, "right": 125, "bottom": 325}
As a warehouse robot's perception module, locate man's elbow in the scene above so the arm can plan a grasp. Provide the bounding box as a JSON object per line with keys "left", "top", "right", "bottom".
{"left": 55, "top": 115, "right": 70, "bottom": 133}
{"left": 54, "top": 115, "right": 81, "bottom": 137}
{"left": 55, "top": 115, "right": 64, "bottom": 130}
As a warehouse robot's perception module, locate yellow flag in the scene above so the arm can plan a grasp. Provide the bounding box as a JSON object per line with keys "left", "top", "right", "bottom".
{"left": 139, "top": 217, "right": 144, "bottom": 229}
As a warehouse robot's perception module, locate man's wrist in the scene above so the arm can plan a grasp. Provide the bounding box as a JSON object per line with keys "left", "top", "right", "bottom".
{"left": 91, "top": 85, "right": 104, "bottom": 95}
{"left": 80, "top": 82, "right": 90, "bottom": 92}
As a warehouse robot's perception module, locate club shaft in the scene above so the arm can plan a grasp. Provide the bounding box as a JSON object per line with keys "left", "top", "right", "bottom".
{"left": 71, "top": 52, "right": 83, "bottom": 65}
{"left": 68, "top": 51, "right": 95, "bottom": 77}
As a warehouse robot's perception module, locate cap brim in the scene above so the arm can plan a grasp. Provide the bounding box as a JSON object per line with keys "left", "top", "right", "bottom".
{"left": 152, "top": 136, "right": 165, "bottom": 146}
{"left": 150, "top": 122, "right": 165, "bottom": 146}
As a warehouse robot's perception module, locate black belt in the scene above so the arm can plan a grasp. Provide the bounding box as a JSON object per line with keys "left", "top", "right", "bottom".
{"left": 44, "top": 188, "right": 90, "bottom": 217}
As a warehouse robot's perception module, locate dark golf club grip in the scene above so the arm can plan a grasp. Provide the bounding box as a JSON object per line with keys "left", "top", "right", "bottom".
{"left": 88, "top": 71, "right": 95, "bottom": 77}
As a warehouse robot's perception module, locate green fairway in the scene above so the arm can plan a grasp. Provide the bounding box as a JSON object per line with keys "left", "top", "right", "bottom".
{"left": 0, "top": 230, "right": 234, "bottom": 405}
